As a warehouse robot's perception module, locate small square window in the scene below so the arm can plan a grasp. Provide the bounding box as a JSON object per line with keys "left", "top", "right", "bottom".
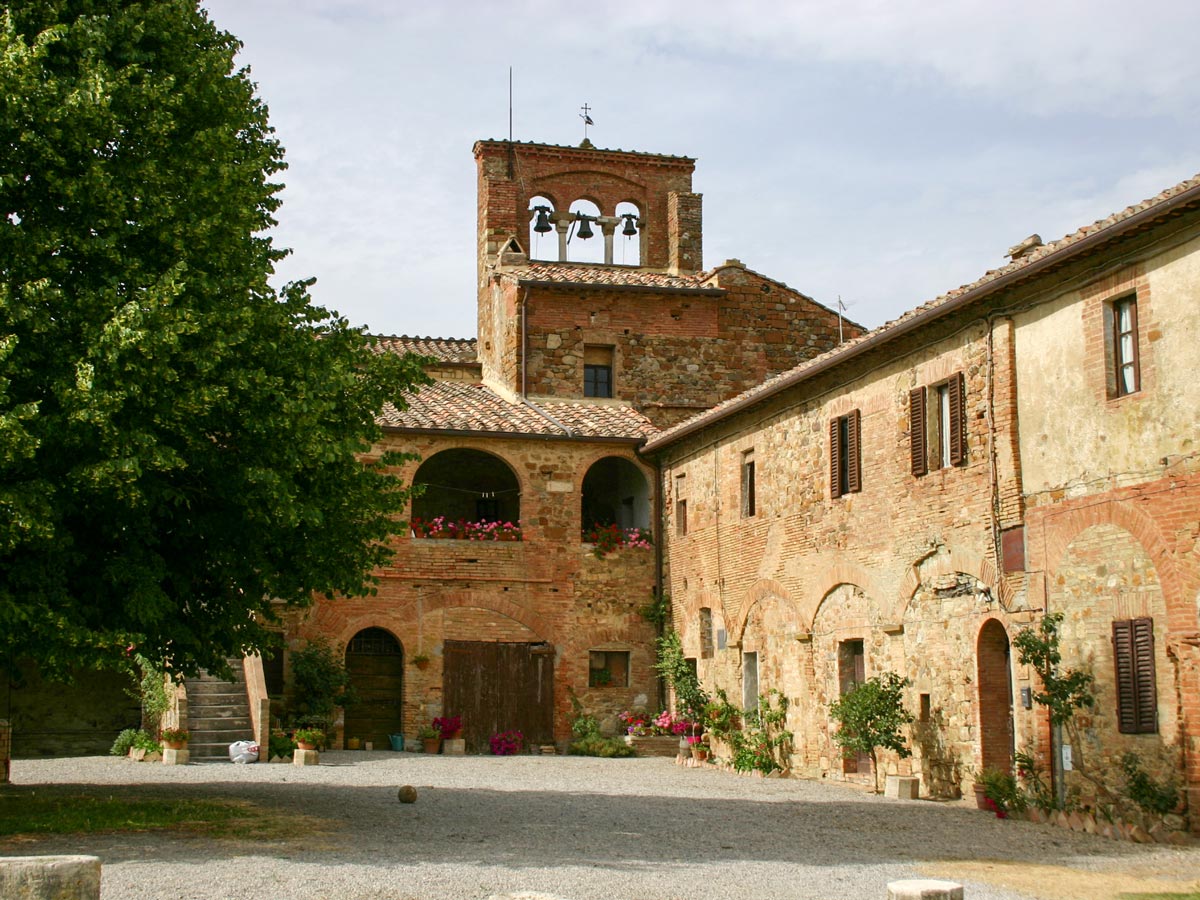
{"left": 589, "top": 650, "right": 630, "bottom": 688}
{"left": 583, "top": 345, "right": 614, "bottom": 398}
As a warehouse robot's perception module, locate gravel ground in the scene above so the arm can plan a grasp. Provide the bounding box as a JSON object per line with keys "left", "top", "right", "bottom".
{"left": 3, "top": 752, "right": 1197, "bottom": 900}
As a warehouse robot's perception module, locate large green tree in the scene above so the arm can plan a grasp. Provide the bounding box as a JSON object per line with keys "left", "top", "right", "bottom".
{"left": 0, "top": 1, "right": 426, "bottom": 676}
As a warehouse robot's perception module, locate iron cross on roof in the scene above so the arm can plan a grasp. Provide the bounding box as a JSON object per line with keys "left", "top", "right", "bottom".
{"left": 580, "top": 103, "right": 594, "bottom": 142}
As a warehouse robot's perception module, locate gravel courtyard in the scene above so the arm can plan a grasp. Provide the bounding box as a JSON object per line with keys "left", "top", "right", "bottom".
{"left": 3, "top": 753, "right": 1197, "bottom": 900}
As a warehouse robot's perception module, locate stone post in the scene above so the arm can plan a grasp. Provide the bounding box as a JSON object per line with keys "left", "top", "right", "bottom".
{"left": 0, "top": 856, "right": 101, "bottom": 899}
{"left": 888, "top": 879, "right": 964, "bottom": 900}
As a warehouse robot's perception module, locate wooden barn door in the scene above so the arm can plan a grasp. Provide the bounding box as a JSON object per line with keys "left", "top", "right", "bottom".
{"left": 443, "top": 641, "right": 554, "bottom": 751}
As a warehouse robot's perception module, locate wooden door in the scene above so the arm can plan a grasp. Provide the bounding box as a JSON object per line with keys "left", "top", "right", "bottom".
{"left": 443, "top": 640, "right": 554, "bottom": 751}
{"left": 344, "top": 628, "right": 404, "bottom": 750}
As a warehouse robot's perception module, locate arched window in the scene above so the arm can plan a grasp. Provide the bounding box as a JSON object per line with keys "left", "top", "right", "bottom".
{"left": 614, "top": 201, "right": 642, "bottom": 266}
{"left": 528, "top": 195, "right": 556, "bottom": 262}
{"left": 411, "top": 449, "right": 521, "bottom": 540}
{"left": 566, "top": 199, "right": 604, "bottom": 264}
{"left": 581, "top": 457, "right": 650, "bottom": 539}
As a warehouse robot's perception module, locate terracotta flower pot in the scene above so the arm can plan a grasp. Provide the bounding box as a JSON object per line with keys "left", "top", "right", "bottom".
{"left": 297, "top": 741, "right": 316, "bottom": 751}
{"left": 691, "top": 745, "right": 709, "bottom": 761}
{"left": 164, "top": 740, "right": 187, "bottom": 751}
{"left": 422, "top": 738, "right": 441, "bottom": 754}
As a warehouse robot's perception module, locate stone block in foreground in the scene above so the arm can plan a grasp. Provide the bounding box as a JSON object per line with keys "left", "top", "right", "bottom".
{"left": 888, "top": 879, "right": 964, "bottom": 900}
{"left": 0, "top": 855, "right": 102, "bottom": 900}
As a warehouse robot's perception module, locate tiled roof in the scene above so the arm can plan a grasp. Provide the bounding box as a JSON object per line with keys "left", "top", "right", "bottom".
{"left": 378, "top": 380, "right": 656, "bottom": 440}
{"left": 645, "top": 169, "right": 1200, "bottom": 452}
{"left": 503, "top": 262, "right": 720, "bottom": 291}
{"left": 370, "top": 335, "right": 478, "bottom": 364}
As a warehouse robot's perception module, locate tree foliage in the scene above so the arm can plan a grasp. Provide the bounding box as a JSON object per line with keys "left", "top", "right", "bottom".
{"left": 828, "top": 672, "right": 914, "bottom": 791}
{"left": 0, "top": 1, "right": 427, "bottom": 676}
{"left": 1011, "top": 613, "right": 1095, "bottom": 726}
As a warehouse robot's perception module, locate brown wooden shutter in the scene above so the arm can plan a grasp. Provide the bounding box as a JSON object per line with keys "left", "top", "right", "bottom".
{"left": 1132, "top": 617, "right": 1156, "bottom": 733}
{"left": 909, "top": 387, "right": 927, "bottom": 477}
{"left": 1113, "top": 618, "right": 1157, "bottom": 734}
{"left": 948, "top": 371, "right": 965, "bottom": 466}
{"left": 829, "top": 418, "right": 841, "bottom": 499}
{"left": 847, "top": 409, "right": 862, "bottom": 493}
{"left": 1112, "top": 620, "right": 1137, "bottom": 733}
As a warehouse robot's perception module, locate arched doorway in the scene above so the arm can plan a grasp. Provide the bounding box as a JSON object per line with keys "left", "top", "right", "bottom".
{"left": 344, "top": 628, "right": 404, "bottom": 750}
{"left": 977, "top": 619, "right": 1015, "bottom": 772}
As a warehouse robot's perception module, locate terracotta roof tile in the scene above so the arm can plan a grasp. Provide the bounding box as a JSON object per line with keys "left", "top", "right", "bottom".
{"left": 646, "top": 169, "right": 1200, "bottom": 451}
{"left": 503, "top": 262, "right": 718, "bottom": 291}
{"left": 370, "top": 335, "right": 478, "bottom": 364}
{"left": 378, "top": 380, "right": 655, "bottom": 440}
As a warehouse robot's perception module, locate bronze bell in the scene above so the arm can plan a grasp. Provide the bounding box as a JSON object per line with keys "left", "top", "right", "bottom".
{"left": 532, "top": 206, "right": 552, "bottom": 234}
{"left": 621, "top": 214, "right": 638, "bottom": 237}
{"left": 575, "top": 214, "right": 594, "bottom": 240}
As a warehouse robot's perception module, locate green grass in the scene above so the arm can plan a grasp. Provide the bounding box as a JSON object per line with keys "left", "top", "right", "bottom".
{"left": 0, "top": 787, "right": 273, "bottom": 838}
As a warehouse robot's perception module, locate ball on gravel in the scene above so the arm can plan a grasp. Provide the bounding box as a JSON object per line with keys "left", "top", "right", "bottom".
{"left": 397, "top": 785, "right": 418, "bottom": 803}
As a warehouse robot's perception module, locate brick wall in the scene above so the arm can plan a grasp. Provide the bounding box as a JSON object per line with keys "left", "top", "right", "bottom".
{"left": 284, "top": 432, "right": 660, "bottom": 747}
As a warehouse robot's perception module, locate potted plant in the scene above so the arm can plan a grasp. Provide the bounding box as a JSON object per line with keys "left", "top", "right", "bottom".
{"left": 346, "top": 736, "right": 361, "bottom": 750}
{"left": 412, "top": 653, "right": 431, "bottom": 670}
{"left": 160, "top": 727, "right": 189, "bottom": 750}
{"left": 687, "top": 735, "right": 709, "bottom": 762}
{"left": 418, "top": 724, "right": 441, "bottom": 753}
{"left": 433, "top": 715, "right": 462, "bottom": 741}
{"left": 975, "top": 767, "right": 1026, "bottom": 819}
{"left": 489, "top": 729, "right": 525, "bottom": 755}
{"left": 294, "top": 727, "right": 324, "bottom": 751}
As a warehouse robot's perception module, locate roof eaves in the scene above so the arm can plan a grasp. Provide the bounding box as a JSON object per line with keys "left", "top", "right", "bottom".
{"left": 644, "top": 177, "right": 1200, "bottom": 454}
{"left": 380, "top": 424, "right": 647, "bottom": 444}
{"left": 515, "top": 277, "right": 726, "bottom": 297}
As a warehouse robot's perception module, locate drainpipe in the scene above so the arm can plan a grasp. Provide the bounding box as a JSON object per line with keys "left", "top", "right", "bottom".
{"left": 652, "top": 452, "right": 666, "bottom": 711}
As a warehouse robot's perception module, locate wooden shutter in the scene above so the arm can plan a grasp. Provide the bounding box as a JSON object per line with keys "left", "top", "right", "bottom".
{"left": 948, "top": 372, "right": 965, "bottom": 466}
{"left": 909, "top": 387, "right": 927, "bottom": 477}
{"left": 1113, "top": 618, "right": 1157, "bottom": 734}
{"left": 847, "top": 409, "right": 862, "bottom": 493}
{"left": 829, "top": 418, "right": 841, "bottom": 499}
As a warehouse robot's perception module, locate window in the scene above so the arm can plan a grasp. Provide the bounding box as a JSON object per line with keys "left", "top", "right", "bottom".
{"left": 829, "top": 410, "right": 861, "bottom": 498}
{"left": 740, "top": 450, "right": 756, "bottom": 517}
{"left": 1112, "top": 618, "right": 1156, "bottom": 733}
{"left": 1109, "top": 296, "right": 1140, "bottom": 397}
{"left": 583, "top": 345, "right": 614, "bottom": 398}
{"left": 589, "top": 650, "right": 630, "bottom": 688}
{"left": 675, "top": 473, "right": 687, "bottom": 537}
{"left": 742, "top": 651, "right": 759, "bottom": 710}
{"left": 909, "top": 373, "right": 964, "bottom": 477}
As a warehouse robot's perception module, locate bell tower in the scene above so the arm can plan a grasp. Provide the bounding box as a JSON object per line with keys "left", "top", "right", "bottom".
{"left": 473, "top": 139, "right": 703, "bottom": 289}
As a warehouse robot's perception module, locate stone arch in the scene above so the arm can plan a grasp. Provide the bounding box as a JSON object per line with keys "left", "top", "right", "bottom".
{"left": 1039, "top": 499, "right": 1186, "bottom": 629}
{"left": 676, "top": 589, "right": 723, "bottom": 660}
{"left": 580, "top": 455, "right": 651, "bottom": 535}
{"left": 895, "top": 545, "right": 1011, "bottom": 624}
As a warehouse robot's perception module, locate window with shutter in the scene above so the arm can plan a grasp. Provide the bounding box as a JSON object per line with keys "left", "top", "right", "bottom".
{"left": 741, "top": 450, "right": 756, "bottom": 517}
{"left": 909, "top": 387, "right": 927, "bottom": 477}
{"left": 1112, "top": 617, "right": 1157, "bottom": 734}
{"left": 830, "top": 411, "right": 862, "bottom": 498}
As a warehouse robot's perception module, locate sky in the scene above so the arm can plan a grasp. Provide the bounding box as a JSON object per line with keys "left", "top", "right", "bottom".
{"left": 201, "top": 0, "right": 1200, "bottom": 340}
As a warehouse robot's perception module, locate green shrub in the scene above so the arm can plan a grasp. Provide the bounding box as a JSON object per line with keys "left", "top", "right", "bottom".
{"left": 290, "top": 639, "right": 355, "bottom": 731}
{"left": 268, "top": 732, "right": 297, "bottom": 759}
{"left": 111, "top": 728, "right": 159, "bottom": 755}
{"left": 1121, "top": 753, "right": 1179, "bottom": 816}
{"left": 569, "top": 735, "right": 635, "bottom": 758}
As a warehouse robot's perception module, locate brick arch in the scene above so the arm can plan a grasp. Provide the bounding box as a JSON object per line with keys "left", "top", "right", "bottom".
{"left": 402, "top": 441, "right": 534, "bottom": 505}
{"left": 528, "top": 190, "right": 560, "bottom": 212}
{"left": 573, "top": 448, "right": 655, "bottom": 489}
{"left": 803, "top": 558, "right": 887, "bottom": 631}
{"left": 422, "top": 592, "right": 556, "bottom": 644}
{"left": 894, "top": 546, "right": 1012, "bottom": 623}
{"left": 676, "top": 589, "right": 721, "bottom": 659}
{"left": 731, "top": 579, "right": 798, "bottom": 644}
{"left": 1040, "top": 500, "right": 1186, "bottom": 629}
{"left": 322, "top": 617, "right": 409, "bottom": 657}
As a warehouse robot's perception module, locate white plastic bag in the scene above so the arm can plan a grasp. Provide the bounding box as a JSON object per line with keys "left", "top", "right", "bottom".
{"left": 229, "top": 740, "right": 259, "bottom": 764}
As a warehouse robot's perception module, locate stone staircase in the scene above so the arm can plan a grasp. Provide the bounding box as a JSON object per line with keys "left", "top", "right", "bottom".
{"left": 185, "top": 660, "right": 254, "bottom": 759}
